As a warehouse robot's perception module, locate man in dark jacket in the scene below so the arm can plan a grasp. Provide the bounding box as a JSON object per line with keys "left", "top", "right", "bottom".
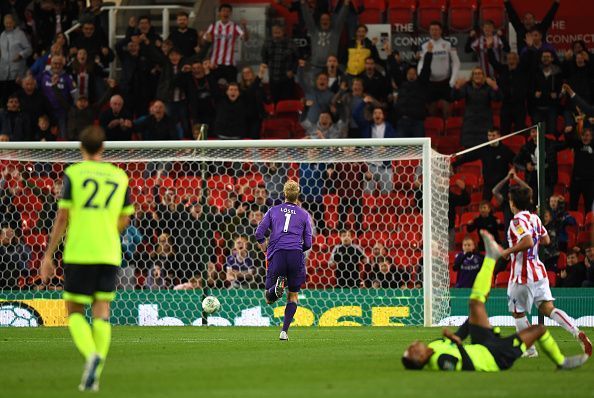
{"left": 453, "top": 128, "right": 516, "bottom": 200}
{"left": 212, "top": 82, "right": 247, "bottom": 140}
{"left": 514, "top": 127, "right": 566, "bottom": 200}
{"left": 0, "top": 96, "right": 31, "bottom": 141}
{"left": 504, "top": 0, "right": 560, "bottom": 53}
{"left": 261, "top": 24, "right": 298, "bottom": 103}
{"left": 353, "top": 96, "right": 399, "bottom": 139}
{"left": 531, "top": 49, "right": 563, "bottom": 135}
{"left": 557, "top": 251, "right": 587, "bottom": 287}
{"left": 99, "top": 94, "right": 134, "bottom": 141}
{"left": 488, "top": 48, "right": 530, "bottom": 135}
{"left": 176, "top": 60, "right": 217, "bottom": 129}
{"left": 133, "top": 100, "right": 178, "bottom": 140}
{"left": 565, "top": 127, "right": 594, "bottom": 211}
{"left": 393, "top": 51, "right": 432, "bottom": 137}
{"left": 358, "top": 57, "right": 390, "bottom": 103}
{"left": 167, "top": 11, "right": 198, "bottom": 58}
{"left": 70, "top": 20, "right": 113, "bottom": 67}
{"left": 14, "top": 76, "right": 53, "bottom": 128}
{"left": 115, "top": 38, "right": 156, "bottom": 117}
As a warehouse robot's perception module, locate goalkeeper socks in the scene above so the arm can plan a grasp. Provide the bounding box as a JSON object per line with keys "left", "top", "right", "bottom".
{"left": 537, "top": 330, "right": 565, "bottom": 366}
{"left": 68, "top": 313, "right": 97, "bottom": 361}
{"left": 469, "top": 258, "right": 496, "bottom": 303}
{"left": 549, "top": 308, "right": 580, "bottom": 337}
{"left": 282, "top": 302, "right": 297, "bottom": 332}
{"left": 92, "top": 318, "right": 112, "bottom": 378}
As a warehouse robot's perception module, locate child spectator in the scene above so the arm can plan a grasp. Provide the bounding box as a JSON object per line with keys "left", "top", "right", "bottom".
{"left": 540, "top": 209, "right": 560, "bottom": 271}
{"left": 369, "top": 257, "right": 403, "bottom": 289}
{"left": 549, "top": 195, "right": 576, "bottom": 252}
{"left": 225, "top": 236, "right": 256, "bottom": 288}
{"left": 34, "top": 115, "right": 56, "bottom": 141}
{"left": 466, "top": 201, "right": 503, "bottom": 250}
{"left": 452, "top": 237, "right": 483, "bottom": 288}
{"left": 557, "top": 250, "right": 587, "bottom": 287}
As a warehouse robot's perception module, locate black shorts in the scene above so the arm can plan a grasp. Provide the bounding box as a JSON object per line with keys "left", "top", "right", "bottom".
{"left": 470, "top": 324, "right": 524, "bottom": 370}
{"left": 63, "top": 264, "right": 118, "bottom": 304}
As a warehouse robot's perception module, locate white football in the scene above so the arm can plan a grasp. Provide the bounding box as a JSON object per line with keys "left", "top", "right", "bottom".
{"left": 201, "top": 296, "right": 221, "bottom": 314}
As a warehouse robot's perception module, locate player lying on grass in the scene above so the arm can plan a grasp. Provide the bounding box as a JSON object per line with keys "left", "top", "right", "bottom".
{"left": 255, "top": 180, "right": 313, "bottom": 341}
{"left": 402, "top": 230, "right": 589, "bottom": 371}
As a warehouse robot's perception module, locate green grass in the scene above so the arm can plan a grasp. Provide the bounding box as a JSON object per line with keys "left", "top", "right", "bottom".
{"left": 2, "top": 327, "right": 593, "bottom": 398}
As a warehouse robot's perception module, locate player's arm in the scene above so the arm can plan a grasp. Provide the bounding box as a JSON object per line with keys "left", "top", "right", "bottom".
{"left": 40, "top": 208, "right": 69, "bottom": 283}
{"left": 255, "top": 209, "right": 272, "bottom": 252}
{"left": 118, "top": 215, "right": 131, "bottom": 233}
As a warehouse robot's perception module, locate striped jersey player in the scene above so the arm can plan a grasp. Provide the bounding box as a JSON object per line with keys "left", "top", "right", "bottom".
{"left": 501, "top": 187, "right": 591, "bottom": 358}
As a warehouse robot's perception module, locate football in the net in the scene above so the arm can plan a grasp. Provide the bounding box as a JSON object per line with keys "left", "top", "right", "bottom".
{"left": 201, "top": 296, "right": 221, "bottom": 314}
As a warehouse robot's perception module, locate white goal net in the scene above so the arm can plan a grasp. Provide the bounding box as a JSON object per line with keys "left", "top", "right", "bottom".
{"left": 0, "top": 139, "right": 450, "bottom": 327}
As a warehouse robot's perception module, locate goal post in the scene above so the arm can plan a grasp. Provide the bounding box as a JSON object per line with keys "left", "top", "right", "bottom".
{"left": 0, "top": 138, "right": 450, "bottom": 327}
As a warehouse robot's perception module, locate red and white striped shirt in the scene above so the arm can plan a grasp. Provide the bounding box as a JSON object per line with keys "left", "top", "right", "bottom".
{"left": 507, "top": 211, "right": 549, "bottom": 284}
{"left": 470, "top": 35, "right": 505, "bottom": 78}
{"left": 204, "top": 20, "right": 244, "bottom": 67}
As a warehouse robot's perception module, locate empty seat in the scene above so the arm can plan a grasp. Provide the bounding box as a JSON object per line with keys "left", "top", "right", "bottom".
{"left": 387, "top": 0, "right": 416, "bottom": 25}
{"left": 448, "top": 0, "right": 477, "bottom": 32}
{"left": 417, "top": 0, "right": 446, "bottom": 31}
{"left": 479, "top": 0, "right": 505, "bottom": 30}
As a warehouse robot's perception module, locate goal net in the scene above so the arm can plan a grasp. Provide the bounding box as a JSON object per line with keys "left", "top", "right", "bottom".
{"left": 0, "top": 139, "right": 450, "bottom": 327}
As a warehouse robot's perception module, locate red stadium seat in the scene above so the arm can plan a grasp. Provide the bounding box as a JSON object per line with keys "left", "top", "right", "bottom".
{"left": 557, "top": 252, "right": 567, "bottom": 270}
{"left": 445, "top": 116, "right": 463, "bottom": 137}
{"left": 479, "top": 0, "right": 505, "bottom": 30}
{"left": 457, "top": 159, "right": 481, "bottom": 176}
{"left": 275, "top": 100, "right": 303, "bottom": 116}
{"left": 504, "top": 134, "right": 525, "bottom": 153}
{"left": 586, "top": 212, "right": 594, "bottom": 229}
{"left": 387, "top": 0, "right": 416, "bottom": 25}
{"left": 557, "top": 171, "right": 571, "bottom": 189}
{"left": 358, "top": 0, "right": 386, "bottom": 24}
{"left": 494, "top": 271, "right": 510, "bottom": 288}
{"left": 448, "top": 0, "right": 477, "bottom": 32}
{"left": 577, "top": 231, "right": 591, "bottom": 246}
{"left": 547, "top": 271, "right": 557, "bottom": 287}
{"left": 207, "top": 175, "right": 234, "bottom": 189}
{"left": 424, "top": 116, "right": 444, "bottom": 139}
{"left": 460, "top": 211, "right": 479, "bottom": 230}
{"left": 450, "top": 172, "right": 479, "bottom": 189}
{"left": 437, "top": 137, "right": 461, "bottom": 155}
{"left": 417, "top": 0, "right": 446, "bottom": 31}
{"left": 323, "top": 194, "right": 340, "bottom": 230}
{"left": 260, "top": 118, "right": 294, "bottom": 139}
{"left": 451, "top": 99, "right": 465, "bottom": 116}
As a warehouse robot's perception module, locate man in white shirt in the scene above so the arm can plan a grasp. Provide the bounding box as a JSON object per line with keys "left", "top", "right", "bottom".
{"left": 417, "top": 21, "right": 460, "bottom": 118}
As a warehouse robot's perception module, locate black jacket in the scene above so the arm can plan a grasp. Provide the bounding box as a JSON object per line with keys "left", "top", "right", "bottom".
{"left": 454, "top": 143, "right": 515, "bottom": 188}
{"left": 394, "top": 53, "right": 431, "bottom": 120}
{"left": 134, "top": 114, "right": 178, "bottom": 140}
{"left": 488, "top": 48, "right": 530, "bottom": 106}
{"left": 175, "top": 72, "right": 217, "bottom": 125}
{"left": 213, "top": 96, "right": 248, "bottom": 140}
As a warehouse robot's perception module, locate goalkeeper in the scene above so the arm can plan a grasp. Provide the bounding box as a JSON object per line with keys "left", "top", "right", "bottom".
{"left": 402, "top": 230, "right": 588, "bottom": 371}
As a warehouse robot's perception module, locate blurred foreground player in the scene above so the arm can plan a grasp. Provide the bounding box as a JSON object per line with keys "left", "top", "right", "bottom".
{"left": 255, "top": 180, "right": 313, "bottom": 340}
{"left": 41, "top": 126, "right": 134, "bottom": 390}
{"left": 402, "top": 230, "right": 588, "bottom": 371}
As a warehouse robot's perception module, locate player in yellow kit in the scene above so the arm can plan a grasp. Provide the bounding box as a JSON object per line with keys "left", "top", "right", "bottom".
{"left": 402, "top": 230, "right": 588, "bottom": 372}
{"left": 41, "top": 126, "right": 134, "bottom": 391}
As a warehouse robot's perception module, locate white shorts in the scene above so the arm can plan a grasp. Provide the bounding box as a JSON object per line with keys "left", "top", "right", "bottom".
{"left": 507, "top": 279, "right": 555, "bottom": 313}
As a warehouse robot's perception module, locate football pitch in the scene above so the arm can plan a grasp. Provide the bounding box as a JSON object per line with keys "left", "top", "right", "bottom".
{"left": 3, "top": 327, "right": 593, "bottom": 398}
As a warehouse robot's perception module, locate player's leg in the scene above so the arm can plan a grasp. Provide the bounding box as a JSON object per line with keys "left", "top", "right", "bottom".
{"left": 518, "top": 325, "right": 588, "bottom": 369}
{"left": 280, "top": 251, "right": 306, "bottom": 340}
{"left": 539, "top": 299, "right": 592, "bottom": 356}
{"left": 509, "top": 284, "right": 538, "bottom": 357}
{"left": 468, "top": 231, "right": 502, "bottom": 328}
{"left": 63, "top": 264, "right": 100, "bottom": 388}
{"left": 264, "top": 252, "right": 285, "bottom": 305}
{"left": 91, "top": 298, "right": 113, "bottom": 387}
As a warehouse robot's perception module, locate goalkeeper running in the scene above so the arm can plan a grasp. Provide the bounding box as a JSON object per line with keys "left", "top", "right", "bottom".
{"left": 402, "top": 230, "right": 589, "bottom": 371}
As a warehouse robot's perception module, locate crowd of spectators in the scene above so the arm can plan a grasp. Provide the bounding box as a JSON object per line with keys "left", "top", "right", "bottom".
{"left": 0, "top": 0, "right": 593, "bottom": 291}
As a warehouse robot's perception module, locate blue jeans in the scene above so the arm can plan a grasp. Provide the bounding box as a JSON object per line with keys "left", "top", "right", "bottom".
{"left": 396, "top": 117, "right": 424, "bottom": 138}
